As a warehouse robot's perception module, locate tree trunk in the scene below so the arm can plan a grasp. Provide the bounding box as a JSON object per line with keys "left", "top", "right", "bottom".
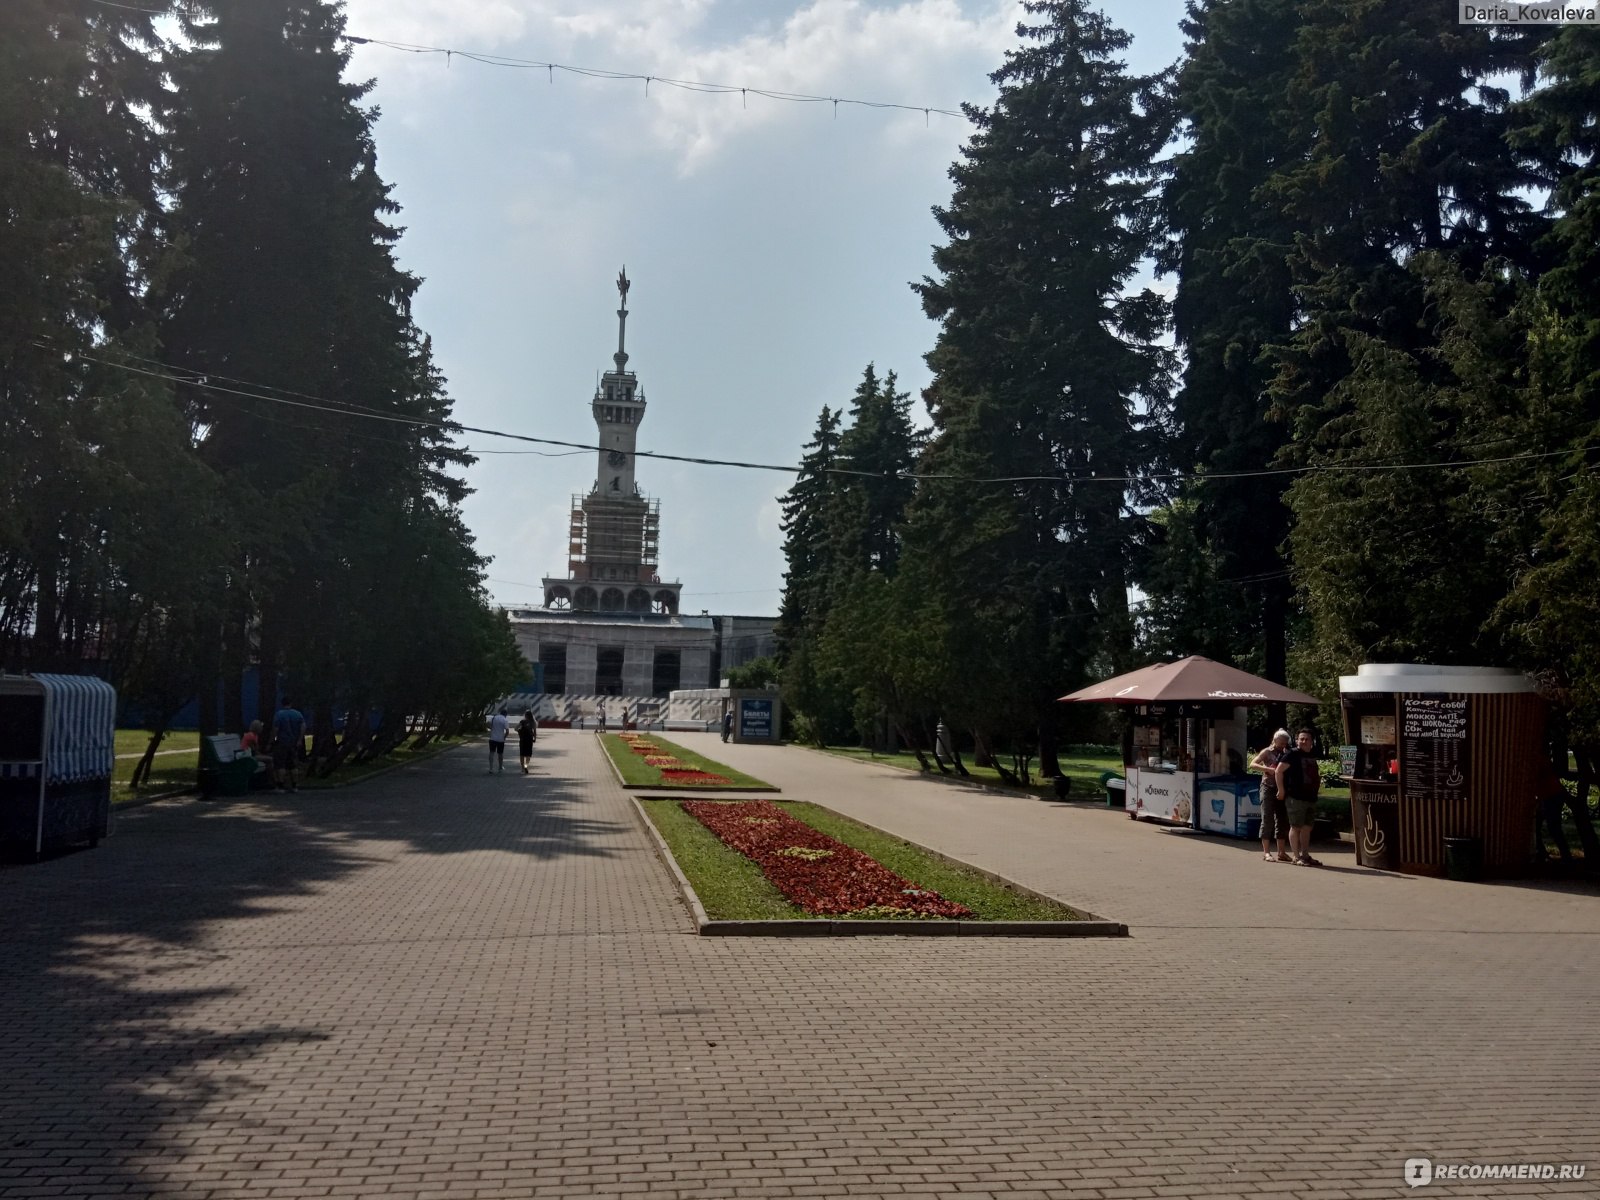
{"left": 129, "top": 728, "right": 166, "bottom": 791}
{"left": 972, "top": 730, "right": 996, "bottom": 768}
{"left": 1038, "top": 723, "right": 1060, "bottom": 779}
{"left": 894, "top": 718, "right": 932, "bottom": 772}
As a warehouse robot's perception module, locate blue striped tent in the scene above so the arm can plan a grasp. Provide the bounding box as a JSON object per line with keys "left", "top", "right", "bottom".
{"left": 0, "top": 672, "right": 116, "bottom": 857}
{"left": 32, "top": 673, "right": 116, "bottom": 783}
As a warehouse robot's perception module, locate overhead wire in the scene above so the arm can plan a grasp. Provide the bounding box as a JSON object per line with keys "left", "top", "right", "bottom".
{"left": 82, "top": 0, "right": 967, "bottom": 123}
{"left": 58, "top": 343, "right": 1599, "bottom": 489}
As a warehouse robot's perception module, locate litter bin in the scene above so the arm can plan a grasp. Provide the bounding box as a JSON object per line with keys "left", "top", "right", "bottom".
{"left": 1105, "top": 777, "right": 1126, "bottom": 809}
{"left": 1443, "top": 836, "right": 1483, "bottom": 882}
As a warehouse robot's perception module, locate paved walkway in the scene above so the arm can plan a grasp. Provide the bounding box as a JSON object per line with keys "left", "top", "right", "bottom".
{"left": 2, "top": 731, "right": 1596, "bottom": 1199}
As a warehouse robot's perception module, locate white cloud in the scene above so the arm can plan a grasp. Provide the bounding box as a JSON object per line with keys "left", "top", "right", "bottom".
{"left": 345, "top": 0, "right": 1012, "bottom": 166}
{"left": 638, "top": 0, "right": 1013, "bottom": 172}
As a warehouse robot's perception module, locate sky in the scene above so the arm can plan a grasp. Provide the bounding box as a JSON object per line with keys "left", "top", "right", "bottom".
{"left": 339, "top": 0, "right": 1190, "bottom": 617}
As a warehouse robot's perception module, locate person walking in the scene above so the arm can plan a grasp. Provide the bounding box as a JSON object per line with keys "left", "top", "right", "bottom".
{"left": 517, "top": 709, "right": 537, "bottom": 775}
{"left": 1251, "top": 729, "right": 1293, "bottom": 862}
{"left": 271, "top": 698, "right": 306, "bottom": 794}
{"left": 1275, "top": 728, "right": 1323, "bottom": 866}
{"left": 721, "top": 707, "right": 733, "bottom": 743}
{"left": 597, "top": 704, "right": 607, "bottom": 731}
{"left": 487, "top": 708, "right": 509, "bottom": 773}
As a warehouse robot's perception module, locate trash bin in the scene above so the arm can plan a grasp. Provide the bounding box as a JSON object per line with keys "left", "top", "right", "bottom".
{"left": 1105, "top": 777, "right": 1126, "bottom": 809}
{"left": 1443, "top": 836, "right": 1483, "bottom": 882}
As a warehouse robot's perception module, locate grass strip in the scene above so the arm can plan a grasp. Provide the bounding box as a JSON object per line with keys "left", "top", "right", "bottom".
{"left": 641, "top": 798, "right": 1085, "bottom": 922}
{"left": 601, "top": 734, "right": 774, "bottom": 790}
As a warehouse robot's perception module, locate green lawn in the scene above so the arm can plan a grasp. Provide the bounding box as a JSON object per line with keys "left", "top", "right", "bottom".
{"left": 819, "top": 746, "right": 1121, "bottom": 801}
{"left": 641, "top": 798, "right": 1086, "bottom": 922}
{"left": 820, "top": 745, "right": 1358, "bottom": 828}
{"left": 110, "top": 730, "right": 465, "bottom": 803}
{"left": 600, "top": 733, "right": 775, "bottom": 790}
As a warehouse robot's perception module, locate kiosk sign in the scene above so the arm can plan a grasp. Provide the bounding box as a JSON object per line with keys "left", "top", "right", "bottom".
{"left": 1400, "top": 697, "right": 1468, "bottom": 807}
{"left": 739, "top": 698, "right": 774, "bottom": 741}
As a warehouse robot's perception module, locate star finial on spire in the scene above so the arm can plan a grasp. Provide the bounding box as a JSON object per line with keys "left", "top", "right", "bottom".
{"left": 617, "top": 266, "right": 630, "bottom": 305}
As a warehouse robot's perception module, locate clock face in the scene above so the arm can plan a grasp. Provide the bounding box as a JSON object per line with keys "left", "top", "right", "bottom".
{"left": 607, "top": 450, "right": 628, "bottom": 467}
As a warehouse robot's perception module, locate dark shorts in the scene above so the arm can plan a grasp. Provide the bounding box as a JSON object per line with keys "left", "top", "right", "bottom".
{"left": 1260, "top": 789, "right": 1289, "bottom": 841}
{"left": 272, "top": 743, "right": 297, "bottom": 771}
{"left": 489, "top": 739, "right": 505, "bottom": 755}
{"left": 1286, "top": 796, "right": 1319, "bottom": 828}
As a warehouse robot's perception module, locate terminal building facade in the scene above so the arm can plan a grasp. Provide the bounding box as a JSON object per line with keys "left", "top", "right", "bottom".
{"left": 505, "top": 272, "right": 775, "bottom": 712}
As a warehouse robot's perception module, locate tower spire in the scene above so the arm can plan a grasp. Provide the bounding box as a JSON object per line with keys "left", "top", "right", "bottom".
{"left": 614, "top": 266, "right": 630, "bottom": 372}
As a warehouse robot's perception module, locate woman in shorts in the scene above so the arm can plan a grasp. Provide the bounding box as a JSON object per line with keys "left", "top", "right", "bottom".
{"left": 1251, "top": 729, "right": 1293, "bottom": 862}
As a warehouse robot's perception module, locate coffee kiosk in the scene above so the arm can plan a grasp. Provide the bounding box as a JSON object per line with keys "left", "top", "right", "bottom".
{"left": 1338, "top": 664, "right": 1542, "bottom": 876}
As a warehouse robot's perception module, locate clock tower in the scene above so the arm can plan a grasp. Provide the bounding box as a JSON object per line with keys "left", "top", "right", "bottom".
{"left": 540, "top": 271, "right": 682, "bottom": 617}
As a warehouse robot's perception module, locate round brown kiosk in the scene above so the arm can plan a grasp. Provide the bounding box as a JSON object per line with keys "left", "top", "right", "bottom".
{"left": 1338, "top": 664, "right": 1542, "bottom": 878}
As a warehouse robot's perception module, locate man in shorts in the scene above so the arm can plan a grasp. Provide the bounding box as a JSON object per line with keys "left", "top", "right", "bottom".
{"left": 1275, "top": 727, "right": 1323, "bottom": 866}
{"left": 487, "top": 708, "right": 509, "bottom": 773}
{"left": 271, "top": 698, "right": 306, "bottom": 793}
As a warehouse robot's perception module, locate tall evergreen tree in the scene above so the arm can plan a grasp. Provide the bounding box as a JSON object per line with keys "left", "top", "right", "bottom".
{"left": 1502, "top": 26, "right": 1600, "bottom": 802}
{"left": 830, "top": 365, "right": 922, "bottom": 577}
{"left": 908, "top": 0, "right": 1172, "bottom": 770}
{"left": 1261, "top": 6, "right": 1549, "bottom": 697}
{"left": 0, "top": 1, "right": 201, "bottom": 677}
{"left": 1157, "top": 0, "right": 1306, "bottom": 683}
{"left": 776, "top": 405, "right": 849, "bottom": 742}
{"left": 157, "top": 0, "right": 479, "bottom": 734}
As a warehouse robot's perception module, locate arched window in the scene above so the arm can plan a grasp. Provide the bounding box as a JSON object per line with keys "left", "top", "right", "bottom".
{"left": 626, "top": 588, "right": 650, "bottom": 613}
{"left": 600, "top": 587, "right": 625, "bottom": 610}
{"left": 653, "top": 590, "right": 678, "bottom": 615}
{"left": 574, "top": 587, "right": 598, "bottom": 610}
{"left": 546, "top": 587, "right": 572, "bottom": 610}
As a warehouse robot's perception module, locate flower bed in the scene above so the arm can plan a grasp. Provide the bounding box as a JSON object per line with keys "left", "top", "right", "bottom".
{"left": 600, "top": 734, "right": 775, "bottom": 790}
{"left": 681, "top": 800, "right": 972, "bottom": 917}
{"left": 661, "top": 769, "right": 733, "bottom": 785}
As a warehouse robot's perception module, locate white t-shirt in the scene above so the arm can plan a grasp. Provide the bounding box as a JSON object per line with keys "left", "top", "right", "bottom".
{"left": 488, "top": 714, "right": 509, "bottom": 741}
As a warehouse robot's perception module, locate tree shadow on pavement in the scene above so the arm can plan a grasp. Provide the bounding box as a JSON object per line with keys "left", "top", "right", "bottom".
{"left": 0, "top": 738, "right": 621, "bottom": 1196}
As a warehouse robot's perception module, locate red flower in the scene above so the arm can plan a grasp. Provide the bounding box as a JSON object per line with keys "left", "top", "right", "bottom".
{"left": 660, "top": 769, "right": 732, "bottom": 785}
{"left": 682, "top": 801, "right": 971, "bottom": 918}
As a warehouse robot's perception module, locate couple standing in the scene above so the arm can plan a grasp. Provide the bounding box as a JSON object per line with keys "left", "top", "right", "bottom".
{"left": 1253, "top": 728, "right": 1324, "bottom": 867}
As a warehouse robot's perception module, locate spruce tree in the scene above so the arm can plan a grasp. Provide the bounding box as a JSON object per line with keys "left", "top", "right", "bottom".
{"left": 158, "top": 0, "right": 482, "bottom": 736}
{"left": 1261, "top": 7, "right": 1549, "bottom": 698}
{"left": 1503, "top": 26, "right": 1600, "bottom": 794}
{"left": 0, "top": 1, "right": 193, "bottom": 674}
{"left": 909, "top": 0, "right": 1172, "bottom": 768}
{"left": 1157, "top": 0, "right": 1306, "bottom": 683}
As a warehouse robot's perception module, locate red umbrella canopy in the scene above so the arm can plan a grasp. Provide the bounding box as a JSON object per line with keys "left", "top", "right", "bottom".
{"left": 1058, "top": 656, "right": 1320, "bottom": 705}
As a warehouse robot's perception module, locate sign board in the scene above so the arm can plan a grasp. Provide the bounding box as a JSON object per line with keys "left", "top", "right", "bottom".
{"left": 1132, "top": 769, "right": 1193, "bottom": 826}
{"left": 1351, "top": 780, "right": 1400, "bottom": 870}
{"left": 739, "top": 698, "right": 775, "bottom": 741}
{"left": 1359, "top": 715, "right": 1396, "bottom": 745}
{"left": 1338, "top": 744, "right": 1358, "bottom": 777}
{"left": 1400, "top": 696, "right": 1468, "bottom": 808}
